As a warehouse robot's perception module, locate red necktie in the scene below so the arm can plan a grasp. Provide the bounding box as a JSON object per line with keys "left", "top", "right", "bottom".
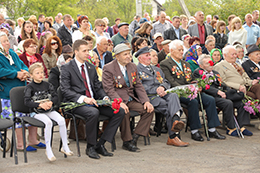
{"left": 81, "top": 64, "right": 91, "bottom": 97}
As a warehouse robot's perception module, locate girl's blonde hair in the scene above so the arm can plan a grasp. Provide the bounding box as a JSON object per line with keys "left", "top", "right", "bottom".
{"left": 29, "top": 62, "right": 44, "bottom": 74}
{"left": 231, "top": 17, "right": 243, "bottom": 31}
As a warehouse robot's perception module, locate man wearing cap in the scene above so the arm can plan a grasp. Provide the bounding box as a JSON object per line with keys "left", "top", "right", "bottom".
{"left": 158, "top": 39, "right": 171, "bottom": 63}
{"left": 111, "top": 23, "right": 133, "bottom": 47}
{"left": 60, "top": 39, "right": 125, "bottom": 159}
{"left": 151, "top": 11, "right": 172, "bottom": 38}
{"left": 137, "top": 46, "right": 189, "bottom": 147}
{"left": 151, "top": 33, "right": 164, "bottom": 53}
{"left": 242, "top": 44, "right": 260, "bottom": 80}
{"left": 161, "top": 40, "right": 225, "bottom": 141}
{"left": 112, "top": 18, "right": 121, "bottom": 35}
{"left": 214, "top": 45, "right": 260, "bottom": 103}
{"left": 163, "top": 16, "right": 188, "bottom": 41}
{"left": 102, "top": 43, "right": 154, "bottom": 152}
{"left": 129, "top": 15, "right": 141, "bottom": 36}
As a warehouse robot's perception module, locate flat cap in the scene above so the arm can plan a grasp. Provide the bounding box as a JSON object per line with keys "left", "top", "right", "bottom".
{"left": 139, "top": 18, "right": 148, "bottom": 24}
{"left": 161, "top": 40, "right": 171, "bottom": 45}
{"left": 135, "top": 46, "right": 150, "bottom": 58}
{"left": 118, "top": 22, "right": 129, "bottom": 28}
{"left": 246, "top": 44, "right": 260, "bottom": 56}
{"left": 114, "top": 43, "right": 131, "bottom": 55}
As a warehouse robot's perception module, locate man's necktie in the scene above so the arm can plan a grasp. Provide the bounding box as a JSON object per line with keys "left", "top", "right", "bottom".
{"left": 81, "top": 64, "right": 91, "bottom": 97}
{"left": 232, "top": 63, "right": 244, "bottom": 76}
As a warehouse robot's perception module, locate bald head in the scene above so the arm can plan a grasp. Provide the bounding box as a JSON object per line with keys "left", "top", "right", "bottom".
{"left": 159, "top": 11, "right": 166, "bottom": 23}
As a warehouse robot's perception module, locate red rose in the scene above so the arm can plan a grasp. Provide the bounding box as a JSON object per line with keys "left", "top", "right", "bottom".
{"left": 113, "top": 109, "right": 119, "bottom": 114}
{"left": 209, "top": 60, "right": 214, "bottom": 66}
{"left": 202, "top": 75, "right": 206, "bottom": 80}
{"left": 199, "top": 70, "right": 203, "bottom": 75}
{"left": 205, "top": 84, "right": 210, "bottom": 90}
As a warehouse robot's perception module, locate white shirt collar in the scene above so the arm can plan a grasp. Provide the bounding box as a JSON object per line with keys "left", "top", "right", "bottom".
{"left": 75, "top": 57, "right": 85, "bottom": 68}
{"left": 117, "top": 60, "right": 126, "bottom": 75}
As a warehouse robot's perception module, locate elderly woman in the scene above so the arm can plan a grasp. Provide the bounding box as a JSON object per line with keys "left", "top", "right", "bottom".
{"left": 185, "top": 44, "right": 202, "bottom": 72}
{"left": 0, "top": 32, "right": 45, "bottom": 151}
{"left": 135, "top": 22, "right": 153, "bottom": 46}
{"left": 235, "top": 44, "right": 247, "bottom": 65}
{"left": 19, "top": 39, "right": 48, "bottom": 78}
{"left": 210, "top": 48, "right": 223, "bottom": 65}
{"left": 0, "top": 23, "right": 18, "bottom": 50}
{"left": 182, "top": 34, "right": 191, "bottom": 55}
{"left": 72, "top": 15, "right": 96, "bottom": 45}
{"left": 94, "top": 19, "right": 110, "bottom": 39}
{"left": 228, "top": 17, "right": 247, "bottom": 54}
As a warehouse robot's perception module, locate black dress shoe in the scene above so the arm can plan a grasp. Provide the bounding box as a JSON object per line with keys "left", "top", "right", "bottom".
{"left": 191, "top": 131, "right": 204, "bottom": 141}
{"left": 86, "top": 147, "right": 100, "bottom": 159}
{"left": 122, "top": 141, "right": 140, "bottom": 152}
{"left": 149, "top": 128, "right": 157, "bottom": 136}
{"left": 208, "top": 130, "right": 226, "bottom": 139}
{"left": 96, "top": 145, "right": 113, "bottom": 156}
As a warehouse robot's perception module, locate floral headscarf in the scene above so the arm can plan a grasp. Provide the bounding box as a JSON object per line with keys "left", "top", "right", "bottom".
{"left": 210, "top": 48, "right": 223, "bottom": 64}
{"left": 185, "top": 44, "right": 201, "bottom": 64}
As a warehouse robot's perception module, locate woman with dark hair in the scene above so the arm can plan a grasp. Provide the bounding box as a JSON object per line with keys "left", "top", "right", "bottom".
{"left": 135, "top": 22, "right": 153, "bottom": 45}
{"left": 19, "top": 38, "right": 48, "bottom": 78}
{"left": 43, "top": 20, "right": 52, "bottom": 32}
{"left": 189, "top": 36, "right": 200, "bottom": 47}
{"left": 210, "top": 20, "right": 217, "bottom": 32}
{"left": 18, "top": 21, "right": 38, "bottom": 43}
{"left": 213, "top": 21, "right": 228, "bottom": 49}
{"left": 132, "top": 37, "right": 148, "bottom": 64}
{"left": 42, "top": 36, "right": 62, "bottom": 74}
{"left": 130, "top": 36, "right": 140, "bottom": 55}
{"left": 72, "top": 15, "right": 96, "bottom": 45}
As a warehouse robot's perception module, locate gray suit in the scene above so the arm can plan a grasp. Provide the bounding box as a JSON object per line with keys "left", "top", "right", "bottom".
{"left": 137, "top": 63, "right": 183, "bottom": 136}
{"left": 188, "top": 23, "right": 213, "bottom": 44}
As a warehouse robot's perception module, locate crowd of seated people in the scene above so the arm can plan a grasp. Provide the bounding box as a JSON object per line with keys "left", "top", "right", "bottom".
{"left": 1, "top": 9, "right": 260, "bottom": 162}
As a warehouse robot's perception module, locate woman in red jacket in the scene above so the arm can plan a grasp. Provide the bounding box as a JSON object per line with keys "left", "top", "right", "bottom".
{"left": 19, "top": 38, "right": 48, "bottom": 78}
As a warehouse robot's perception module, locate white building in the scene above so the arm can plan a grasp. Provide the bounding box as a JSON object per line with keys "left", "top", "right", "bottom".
{"left": 151, "top": 0, "right": 164, "bottom": 17}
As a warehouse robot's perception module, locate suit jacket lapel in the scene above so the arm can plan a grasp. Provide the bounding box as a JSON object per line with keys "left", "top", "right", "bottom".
{"left": 114, "top": 60, "right": 127, "bottom": 86}
{"left": 223, "top": 60, "right": 240, "bottom": 75}
{"left": 71, "top": 59, "right": 84, "bottom": 83}
{"left": 195, "top": 24, "right": 199, "bottom": 37}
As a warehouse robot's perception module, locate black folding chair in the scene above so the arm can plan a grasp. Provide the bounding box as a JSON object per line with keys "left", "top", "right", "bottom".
{"left": 0, "top": 99, "right": 17, "bottom": 164}
{"left": 57, "top": 88, "right": 116, "bottom": 156}
{"left": 10, "top": 86, "right": 58, "bottom": 163}
{"left": 153, "top": 109, "right": 165, "bottom": 137}
{"left": 130, "top": 111, "right": 150, "bottom": 145}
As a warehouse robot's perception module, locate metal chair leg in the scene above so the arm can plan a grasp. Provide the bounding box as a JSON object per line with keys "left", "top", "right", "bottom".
{"left": 12, "top": 124, "right": 18, "bottom": 164}
{"left": 21, "top": 120, "right": 27, "bottom": 163}
{"left": 73, "top": 117, "right": 80, "bottom": 157}
{"left": 3, "top": 129, "right": 7, "bottom": 158}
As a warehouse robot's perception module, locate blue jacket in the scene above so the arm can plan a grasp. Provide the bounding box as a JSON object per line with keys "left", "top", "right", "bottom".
{"left": 0, "top": 49, "right": 28, "bottom": 99}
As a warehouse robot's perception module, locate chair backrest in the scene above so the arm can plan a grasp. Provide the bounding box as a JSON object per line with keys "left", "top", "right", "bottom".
{"left": 9, "top": 86, "right": 30, "bottom": 114}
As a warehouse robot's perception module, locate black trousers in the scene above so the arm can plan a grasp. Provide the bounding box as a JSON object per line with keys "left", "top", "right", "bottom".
{"left": 215, "top": 97, "right": 250, "bottom": 128}
{"left": 74, "top": 105, "right": 125, "bottom": 146}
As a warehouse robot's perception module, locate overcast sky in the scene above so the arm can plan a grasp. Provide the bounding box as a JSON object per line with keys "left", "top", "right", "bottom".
{"left": 157, "top": 0, "right": 166, "bottom": 5}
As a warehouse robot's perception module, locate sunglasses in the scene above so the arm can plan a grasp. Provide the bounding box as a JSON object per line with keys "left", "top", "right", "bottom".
{"left": 98, "top": 25, "right": 105, "bottom": 27}
{"left": 51, "top": 42, "right": 58, "bottom": 45}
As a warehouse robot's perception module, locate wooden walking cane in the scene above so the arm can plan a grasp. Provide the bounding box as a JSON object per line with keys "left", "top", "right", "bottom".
{"left": 198, "top": 92, "right": 210, "bottom": 141}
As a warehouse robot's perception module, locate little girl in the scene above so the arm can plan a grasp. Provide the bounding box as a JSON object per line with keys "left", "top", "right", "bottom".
{"left": 24, "top": 62, "right": 73, "bottom": 161}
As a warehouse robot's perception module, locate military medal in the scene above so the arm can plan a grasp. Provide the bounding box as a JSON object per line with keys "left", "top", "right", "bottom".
{"left": 119, "top": 84, "right": 122, "bottom": 88}
{"left": 118, "top": 76, "right": 121, "bottom": 79}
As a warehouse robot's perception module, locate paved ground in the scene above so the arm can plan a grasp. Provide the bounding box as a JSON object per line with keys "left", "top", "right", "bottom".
{"left": 1, "top": 118, "right": 260, "bottom": 173}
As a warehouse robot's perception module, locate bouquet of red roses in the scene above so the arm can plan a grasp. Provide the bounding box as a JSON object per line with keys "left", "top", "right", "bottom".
{"left": 60, "top": 98, "right": 122, "bottom": 114}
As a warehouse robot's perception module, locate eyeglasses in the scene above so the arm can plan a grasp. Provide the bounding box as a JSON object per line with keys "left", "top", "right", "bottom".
{"left": 51, "top": 42, "right": 58, "bottom": 45}
{"left": 29, "top": 45, "right": 38, "bottom": 49}
{"left": 98, "top": 25, "right": 105, "bottom": 27}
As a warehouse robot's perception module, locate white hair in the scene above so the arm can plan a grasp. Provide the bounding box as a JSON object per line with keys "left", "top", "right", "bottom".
{"left": 206, "top": 15, "right": 212, "bottom": 19}
{"left": 103, "top": 17, "right": 109, "bottom": 24}
{"left": 222, "top": 45, "right": 235, "bottom": 55}
{"left": 205, "top": 39, "right": 214, "bottom": 45}
{"left": 149, "top": 49, "right": 157, "bottom": 53}
{"left": 96, "top": 36, "right": 108, "bottom": 45}
{"left": 169, "top": 40, "right": 183, "bottom": 50}
{"left": 195, "top": 11, "right": 203, "bottom": 17}
{"left": 198, "top": 54, "right": 211, "bottom": 65}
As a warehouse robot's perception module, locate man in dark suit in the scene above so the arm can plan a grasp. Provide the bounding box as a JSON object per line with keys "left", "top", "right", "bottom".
{"left": 160, "top": 40, "right": 225, "bottom": 141}
{"left": 242, "top": 44, "right": 260, "bottom": 79}
{"left": 102, "top": 44, "right": 154, "bottom": 152}
{"left": 194, "top": 54, "right": 251, "bottom": 136}
{"left": 93, "top": 36, "right": 113, "bottom": 69}
{"left": 137, "top": 47, "right": 189, "bottom": 147}
{"left": 57, "top": 14, "right": 78, "bottom": 46}
{"left": 60, "top": 39, "right": 125, "bottom": 159}
{"left": 188, "top": 11, "right": 213, "bottom": 47}
{"left": 163, "top": 16, "right": 188, "bottom": 41}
